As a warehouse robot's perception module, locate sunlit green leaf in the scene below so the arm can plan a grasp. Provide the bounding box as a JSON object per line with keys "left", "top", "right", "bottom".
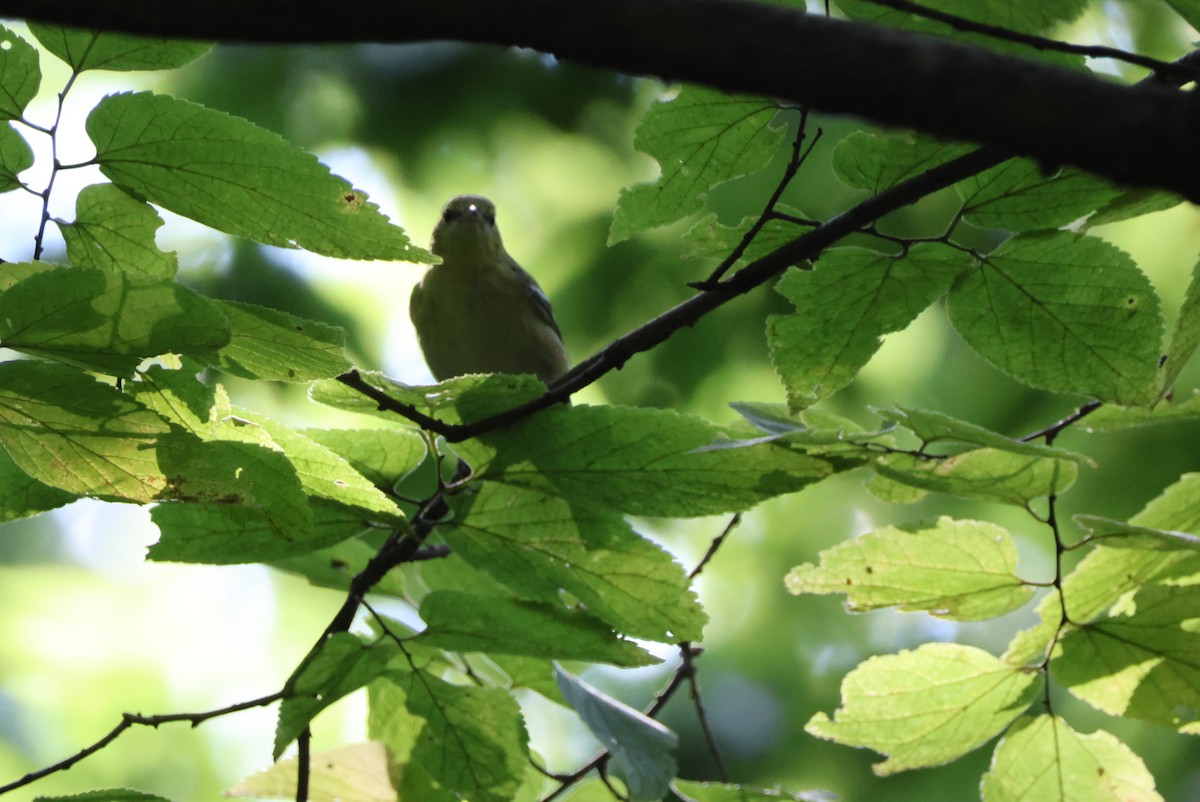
{"left": 449, "top": 482, "right": 705, "bottom": 642}
{"left": 214, "top": 300, "right": 351, "bottom": 382}
{"left": 0, "top": 360, "right": 170, "bottom": 502}
{"left": 1162, "top": 0, "right": 1200, "bottom": 31}
{"left": 459, "top": 403, "right": 841, "bottom": 518}
{"left": 310, "top": 371, "right": 545, "bottom": 427}
{"left": 0, "top": 447, "right": 76, "bottom": 522}
{"left": 1054, "top": 584, "right": 1200, "bottom": 730}
{"left": 226, "top": 741, "right": 398, "bottom": 802}
{"left": 877, "top": 406, "right": 1091, "bottom": 463}
{"left": 1074, "top": 514, "right": 1200, "bottom": 551}
{"left": 33, "top": 790, "right": 175, "bottom": 802}
{"left": 275, "top": 633, "right": 396, "bottom": 758}
{"left": 301, "top": 427, "right": 427, "bottom": 488}
{"left": 682, "top": 206, "right": 812, "bottom": 270}
{"left": 556, "top": 665, "right": 678, "bottom": 802}
{"left": 947, "top": 232, "right": 1163, "bottom": 406}
{"left": 1160, "top": 256, "right": 1200, "bottom": 397}
{"left": 981, "top": 715, "right": 1161, "bottom": 802}
{"left": 28, "top": 24, "right": 211, "bottom": 71}
{"left": 88, "top": 92, "right": 432, "bottom": 261}
{"left": 0, "top": 266, "right": 229, "bottom": 376}
{"left": 673, "top": 780, "right": 829, "bottom": 802}
{"left": 0, "top": 123, "right": 33, "bottom": 192}
{"left": 1083, "top": 392, "right": 1200, "bottom": 432}
{"left": 1085, "top": 188, "right": 1184, "bottom": 230}
{"left": 610, "top": 86, "right": 784, "bottom": 243}
{"left": 806, "top": 643, "right": 1041, "bottom": 775}
{"left": 786, "top": 516, "right": 1033, "bottom": 621}
{"left": 0, "top": 25, "right": 40, "bottom": 120}
{"left": 768, "top": 244, "right": 969, "bottom": 410}
{"left": 417, "top": 591, "right": 658, "bottom": 667}
{"left": 875, "top": 448, "right": 1077, "bottom": 506}
{"left": 60, "top": 183, "right": 177, "bottom": 280}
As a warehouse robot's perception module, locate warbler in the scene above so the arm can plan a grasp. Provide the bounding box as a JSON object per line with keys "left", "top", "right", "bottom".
{"left": 410, "top": 195, "right": 570, "bottom": 384}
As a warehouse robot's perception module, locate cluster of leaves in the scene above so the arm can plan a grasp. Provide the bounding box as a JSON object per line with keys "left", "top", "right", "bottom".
{"left": 5, "top": 1, "right": 1200, "bottom": 801}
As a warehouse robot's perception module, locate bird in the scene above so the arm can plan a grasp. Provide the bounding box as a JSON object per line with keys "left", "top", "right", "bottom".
{"left": 410, "top": 195, "right": 570, "bottom": 385}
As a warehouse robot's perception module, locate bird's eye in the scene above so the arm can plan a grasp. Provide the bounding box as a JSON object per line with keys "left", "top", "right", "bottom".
{"left": 483, "top": 211, "right": 496, "bottom": 226}
{"left": 442, "top": 208, "right": 462, "bottom": 223}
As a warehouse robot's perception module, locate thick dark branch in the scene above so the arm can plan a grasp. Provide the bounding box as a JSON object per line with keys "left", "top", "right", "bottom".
{"left": 4, "top": 0, "right": 1200, "bottom": 200}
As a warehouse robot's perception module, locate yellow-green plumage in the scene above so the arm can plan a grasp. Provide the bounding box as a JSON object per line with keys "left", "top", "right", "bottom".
{"left": 410, "top": 196, "right": 570, "bottom": 384}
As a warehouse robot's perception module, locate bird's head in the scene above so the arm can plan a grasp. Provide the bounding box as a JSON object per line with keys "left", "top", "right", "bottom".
{"left": 431, "top": 195, "right": 505, "bottom": 263}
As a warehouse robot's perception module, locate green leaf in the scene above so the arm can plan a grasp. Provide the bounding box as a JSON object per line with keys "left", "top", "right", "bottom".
{"left": 33, "top": 791, "right": 175, "bottom": 802}
{"left": 275, "top": 633, "right": 396, "bottom": 759}
{"left": 88, "top": 92, "right": 432, "bottom": 262}
{"left": 416, "top": 591, "right": 659, "bottom": 667}
{"left": 875, "top": 448, "right": 1077, "bottom": 506}
{"left": 225, "top": 741, "right": 399, "bottom": 802}
{"left": 832, "top": 132, "right": 972, "bottom": 193}
{"left": 673, "top": 780, "right": 828, "bottom": 802}
{"left": 149, "top": 498, "right": 365, "bottom": 564}
{"left": 0, "top": 266, "right": 230, "bottom": 376}
{"left": 785, "top": 516, "right": 1033, "bottom": 621}
{"left": 1074, "top": 514, "right": 1200, "bottom": 551}
{"left": 1160, "top": 256, "right": 1200, "bottom": 396}
{"left": 459, "top": 403, "right": 839, "bottom": 518}
{"left": 0, "top": 123, "right": 33, "bottom": 192}
{"left": 449, "top": 482, "right": 705, "bottom": 642}
{"left": 214, "top": 300, "right": 351, "bottom": 382}
{"left": 947, "top": 232, "right": 1163, "bottom": 406}
{"left": 0, "top": 447, "right": 77, "bottom": 522}
{"left": 1053, "top": 584, "right": 1200, "bottom": 730}
{"left": 767, "top": 244, "right": 970, "bottom": 410}
{"left": 682, "top": 208, "right": 813, "bottom": 272}
{"left": 1084, "top": 188, "right": 1184, "bottom": 230}
{"left": 610, "top": 86, "right": 784, "bottom": 243}
{"left": 806, "top": 642, "right": 1041, "bottom": 776}
{"left": 60, "top": 183, "right": 177, "bottom": 280}
{"left": 958, "top": 160, "right": 1120, "bottom": 232}
{"left": 556, "top": 665, "right": 678, "bottom": 802}
{"left": 27, "top": 24, "right": 211, "bottom": 71}
{"left": 0, "top": 26, "right": 40, "bottom": 120}
{"left": 1082, "top": 392, "right": 1200, "bottom": 432}
{"left": 1162, "top": 0, "right": 1200, "bottom": 31}
{"left": 387, "top": 670, "right": 529, "bottom": 802}
{"left": 273, "top": 537, "right": 404, "bottom": 597}
{"left": 0, "top": 360, "right": 170, "bottom": 501}
{"left": 981, "top": 715, "right": 1161, "bottom": 802}
{"left": 301, "top": 427, "right": 427, "bottom": 488}
{"left": 310, "top": 371, "right": 545, "bottom": 426}
{"left": 877, "top": 406, "right": 1092, "bottom": 463}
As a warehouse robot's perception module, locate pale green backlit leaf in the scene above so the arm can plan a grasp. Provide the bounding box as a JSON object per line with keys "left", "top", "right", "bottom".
{"left": 215, "top": 300, "right": 351, "bottom": 382}
{"left": 981, "top": 715, "right": 1161, "bottom": 802}
{"left": 226, "top": 741, "right": 398, "bottom": 802}
{"left": 386, "top": 669, "right": 529, "bottom": 802}
{"left": 877, "top": 406, "right": 1091, "bottom": 463}
{"left": 0, "top": 123, "right": 33, "bottom": 192}
{"left": 310, "top": 371, "right": 545, "bottom": 426}
{"left": 60, "top": 183, "right": 177, "bottom": 280}
{"left": 673, "top": 780, "right": 831, "bottom": 802}
{"left": 272, "top": 537, "right": 404, "bottom": 598}
{"left": 417, "top": 591, "right": 658, "bottom": 667}
{"left": 449, "top": 482, "right": 705, "bottom": 642}
{"left": 0, "top": 266, "right": 229, "bottom": 376}
{"left": 806, "top": 643, "right": 1041, "bottom": 776}
{"left": 947, "top": 232, "right": 1163, "bottom": 406}
{"left": 28, "top": 24, "right": 211, "bottom": 71}
{"left": 833, "top": 131, "right": 972, "bottom": 193}
{"left": 34, "top": 791, "right": 175, "bottom": 802}
{"left": 88, "top": 92, "right": 431, "bottom": 262}
{"left": 1053, "top": 584, "right": 1200, "bottom": 730}
{"left": 958, "top": 160, "right": 1119, "bottom": 231}
{"left": 1074, "top": 514, "right": 1200, "bottom": 551}
{"left": 0, "top": 447, "right": 76, "bottom": 522}
{"left": 275, "top": 633, "right": 396, "bottom": 758}
{"left": 0, "top": 25, "right": 39, "bottom": 120}
{"left": 682, "top": 206, "right": 812, "bottom": 270}
{"left": 0, "top": 360, "right": 169, "bottom": 502}
{"left": 610, "top": 86, "right": 784, "bottom": 243}
{"left": 1162, "top": 0, "right": 1200, "bottom": 30}
{"left": 556, "top": 665, "right": 678, "bottom": 802}
{"left": 875, "top": 448, "right": 1077, "bottom": 506}
{"left": 768, "top": 244, "right": 969, "bottom": 410}
{"left": 1160, "top": 256, "right": 1200, "bottom": 396}
{"left": 1085, "top": 188, "right": 1184, "bottom": 230}
{"left": 786, "top": 516, "right": 1032, "bottom": 621}
{"left": 301, "top": 427, "right": 427, "bottom": 488}
{"left": 458, "top": 403, "right": 838, "bottom": 518}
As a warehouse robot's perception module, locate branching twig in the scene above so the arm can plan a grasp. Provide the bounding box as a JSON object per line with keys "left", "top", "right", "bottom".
{"left": 0, "top": 692, "right": 284, "bottom": 796}
{"left": 682, "top": 642, "right": 728, "bottom": 782}
{"left": 859, "top": 0, "right": 1200, "bottom": 83}
{"left": 1019, "top": 400, "right": 1102, "bottom": 444}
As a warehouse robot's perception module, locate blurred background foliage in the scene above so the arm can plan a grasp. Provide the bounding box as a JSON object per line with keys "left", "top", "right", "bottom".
{"left": 2, "top": 2, "right": 1200, "bottom": 800}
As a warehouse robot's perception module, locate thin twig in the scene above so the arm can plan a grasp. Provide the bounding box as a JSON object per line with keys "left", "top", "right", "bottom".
{"left": 296, "top": 728, "right": 311, "bottom": 802}
{"left": 1019, "top": 400, "right": 1102, "bottom": 443}
{"left": 681, "top": 642, "right": 728, "bottom": 782}
{"left": 0, "top": 692, "right": 284, "bottom": 796}
{"left": 859, "top": 0, "right": 1200, "bottom": 82}
{"left": 689, "top": 513, "right": 742, "bottom": 580}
